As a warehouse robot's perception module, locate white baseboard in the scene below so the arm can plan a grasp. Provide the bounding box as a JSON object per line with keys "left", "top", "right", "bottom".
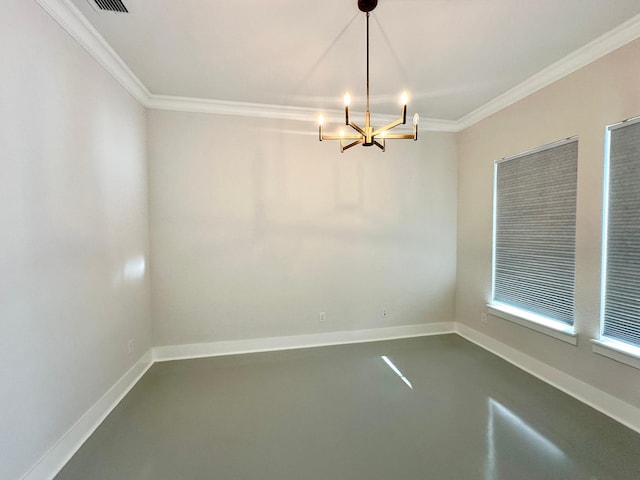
{"left": 153, "top": 322, "right": 456, "bottom": 362}
{"left": 456, "top": 323, "right": 640, "bottom": 434}
{"left": 20, "top": 350, "right": 154, "bottom": 480}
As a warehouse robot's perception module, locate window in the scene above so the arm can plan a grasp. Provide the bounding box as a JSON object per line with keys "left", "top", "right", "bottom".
{"left": 490, "top": 138, "right": 578, "bottom": 342}
{"left": 599, "top": 117, "right": 640, "bottom": 355}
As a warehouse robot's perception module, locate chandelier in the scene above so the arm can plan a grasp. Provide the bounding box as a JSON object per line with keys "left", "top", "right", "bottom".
{"left": 318, "top": 0, "right": 419, "bottom": 153}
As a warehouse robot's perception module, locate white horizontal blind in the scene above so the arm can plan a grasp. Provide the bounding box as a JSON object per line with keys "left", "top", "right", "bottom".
{"left": 603, "top": 118, "right": 640, "bottom": 346}
{"left": 493, "top": 139, "right": 578, "bottom": 325}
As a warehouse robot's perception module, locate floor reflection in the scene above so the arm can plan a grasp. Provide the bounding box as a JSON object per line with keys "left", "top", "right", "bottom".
{"left": 380, "top": 355, "right": 413, "bottom": 390}
{"left": 485, "top": 398, "right": 574, "bottom": 479}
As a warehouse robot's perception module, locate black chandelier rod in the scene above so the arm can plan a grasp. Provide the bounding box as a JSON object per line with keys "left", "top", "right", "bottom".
{"left": 366, "top": 11, "right": 370, "bottom": 119}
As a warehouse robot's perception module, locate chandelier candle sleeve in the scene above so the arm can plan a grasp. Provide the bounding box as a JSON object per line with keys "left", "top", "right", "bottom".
{"left": 318, "top": 115, "right": 324, "bottom": 141}
{"left": 401, "top": 91, "right": 407, "bottom": 124}
{"left": 344, "top": 93, "right": 351, "bottom": 124}
{"left": 317, "top": 2, "right": 419, "bottom": 153}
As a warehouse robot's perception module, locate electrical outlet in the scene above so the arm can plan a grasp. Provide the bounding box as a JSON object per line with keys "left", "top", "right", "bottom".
{"left": 128, "top": 338, "right": 135, "bottom": 353}
{"left": 480, "top": 312, "right": 488, "bottom": 324}
{"left": 319, "top": 312, "right": 326, "bottom": 322}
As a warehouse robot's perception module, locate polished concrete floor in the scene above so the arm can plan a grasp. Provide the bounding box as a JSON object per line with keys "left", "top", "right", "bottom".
{"left": 56, "top": 335, "right": 640, "bottom": 479}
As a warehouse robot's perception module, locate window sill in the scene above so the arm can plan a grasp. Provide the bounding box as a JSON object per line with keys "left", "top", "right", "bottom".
{"left": 591, "top": 339, "right": 640, "bottom": 370}
{"left": 487, "top": 304, "right": 578, "bottom": 345}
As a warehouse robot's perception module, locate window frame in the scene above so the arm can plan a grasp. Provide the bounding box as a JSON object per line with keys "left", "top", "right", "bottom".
{"left": 594, "top": 115, "right": 640, "bottom": 369}
{"left": 489, "top": 137, "right": 578, "bottom": 345}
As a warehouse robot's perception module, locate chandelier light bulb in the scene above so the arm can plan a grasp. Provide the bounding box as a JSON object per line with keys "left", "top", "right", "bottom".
{"left": 344, "top": 93, "right": 351, "bottom": 107}
{"left": 413, "top": 113, "right": 420, "bottom": 126}
{"left": 340, "top": 129, "right": 345, "bottom": 137}
{"left": 400, "top": 91, "right": 408, "bottom": 105}
{"left": 318, "top": 115, "right": 324, "bottom": 126}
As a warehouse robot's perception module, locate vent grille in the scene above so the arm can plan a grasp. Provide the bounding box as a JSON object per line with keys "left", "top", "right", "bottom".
{"left": 92, "top": 0, "right": 128, "bottom": 13}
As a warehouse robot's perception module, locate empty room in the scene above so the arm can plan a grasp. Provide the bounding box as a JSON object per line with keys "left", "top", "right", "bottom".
{"left": 3, "top": 0, "right": 640, "bottom": 479}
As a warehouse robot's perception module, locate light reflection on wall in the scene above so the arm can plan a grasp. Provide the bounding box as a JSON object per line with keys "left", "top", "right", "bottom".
{"left": 113, "top": 255, "right": 146, "bottom": 285}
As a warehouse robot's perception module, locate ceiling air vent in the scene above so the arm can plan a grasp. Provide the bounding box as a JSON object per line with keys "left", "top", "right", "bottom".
{"left": 89, "top": 0, "right": 129, "bottom": 13}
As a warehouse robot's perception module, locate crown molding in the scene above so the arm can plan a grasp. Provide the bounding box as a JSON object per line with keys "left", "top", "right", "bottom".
{"left": 457, "top": 12, "right": 640, "bottom": 130}
{"left": 34, "top": 0, "right": 151, "bottom": 104}
{"left": 35, "top": 1, "right": 640, "bottom": 133}
{"left": 147, "top": 94, "right": 326, "bottom": 123}
{"left": 420, "top": 118, "right": 460, "bottom": 133}
{"left": 146, "top": 94, "right": 460, "bottom": 132}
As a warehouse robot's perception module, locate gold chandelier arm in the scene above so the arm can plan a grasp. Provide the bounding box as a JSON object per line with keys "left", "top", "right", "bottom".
{"left": 372, "top": 118, "right": 403, "bottom": 137}
{"left": 348, "top": 121, "right": 366, "bottom": 137}
{"left": 374, "top": 139, "right": 386, "bottom": 151}
{"left": 322, "top": 133, "right": 363, "bottom": 140}
{"left": 372, "top": 104, "right": 408, "bottom": 137}
{"left": 341, "top": 138, "right": 364, "bottom": 152}
{"left": 377, "top": 133, "right": 416, "bottom": 140}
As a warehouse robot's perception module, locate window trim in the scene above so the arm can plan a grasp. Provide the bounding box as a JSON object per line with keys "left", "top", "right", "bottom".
{"left": 488, "top": 303, "right": 578, "bottom": 345}
{"left": 591, "top": 338, "right": 640, "bottom": 370}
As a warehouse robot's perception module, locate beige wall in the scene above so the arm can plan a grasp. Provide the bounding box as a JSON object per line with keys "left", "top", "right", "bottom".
{"left": 456, "top": 38, "right": 640, "bottom": 409}
{"left": 0, "top": 2, "right": 152, "bottom": 479}
{"left": 148, "top": 111, "right": 458, "bottom": 346}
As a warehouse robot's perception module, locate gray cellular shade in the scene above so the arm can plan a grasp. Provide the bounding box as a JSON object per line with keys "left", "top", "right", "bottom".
{"left": 493, "top": 139, "right": 578, "bottom": 326}
{"left": 603, "top": 119, "right": 640, "bottom": 346}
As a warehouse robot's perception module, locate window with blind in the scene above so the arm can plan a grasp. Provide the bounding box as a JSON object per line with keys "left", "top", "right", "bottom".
{"left": 601, "top": 117, "right": 640, "bottom": 348}
{"left": 491, "top": 138, "right": 578, "bottom": 331}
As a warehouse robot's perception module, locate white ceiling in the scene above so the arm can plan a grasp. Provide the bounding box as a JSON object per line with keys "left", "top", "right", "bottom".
{"left": 70, "top": 0, "right": 640, "bottom": 122}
